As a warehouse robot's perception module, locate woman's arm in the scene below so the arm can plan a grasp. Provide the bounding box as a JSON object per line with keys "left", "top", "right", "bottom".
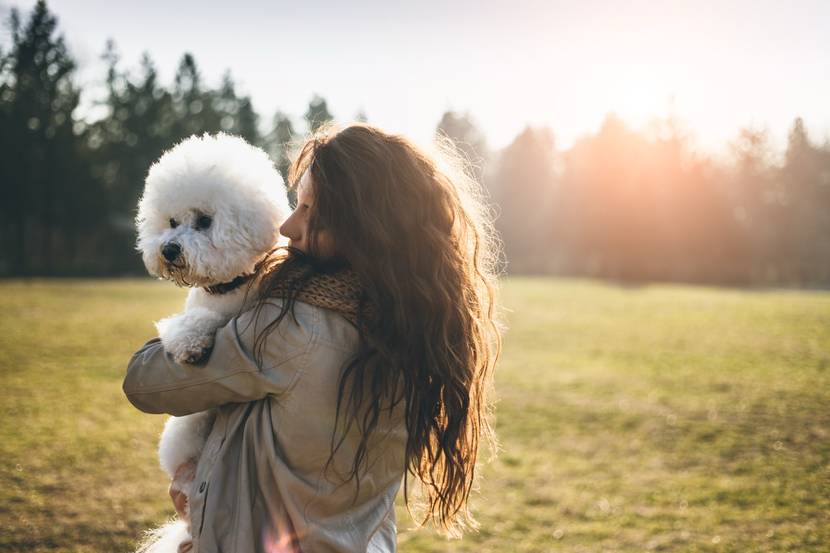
{"left": 123, "top": 300, "right": 317, "bottom": 415}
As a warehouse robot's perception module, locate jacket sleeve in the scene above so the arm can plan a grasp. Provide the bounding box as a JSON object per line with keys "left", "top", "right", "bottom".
{"left": 123, "top": 300, "right": 317, "bottom": 416}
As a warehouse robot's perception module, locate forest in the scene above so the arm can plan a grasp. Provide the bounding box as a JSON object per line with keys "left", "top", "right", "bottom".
{"left": 2, "top": 1, "right": 829, "bottom": 285}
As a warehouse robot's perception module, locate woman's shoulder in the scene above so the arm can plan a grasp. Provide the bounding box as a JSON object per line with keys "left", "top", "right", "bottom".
{"left": 251, "top": 260, "right": 363, "bottom": 353}
{"left": 296, "top": 299, "right": 359, "bottom": 354}
{"left": 248, "top": 298, "right": 358, "bottom": 355}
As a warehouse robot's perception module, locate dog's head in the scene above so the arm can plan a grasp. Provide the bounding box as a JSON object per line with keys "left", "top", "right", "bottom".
{"left": 136, "top": 133, "right": 290, "bottom": 287}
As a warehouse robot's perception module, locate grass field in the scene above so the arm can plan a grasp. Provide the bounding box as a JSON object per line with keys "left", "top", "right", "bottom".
{"left": 0, "top": 278, "right": 828, "bottom": 552}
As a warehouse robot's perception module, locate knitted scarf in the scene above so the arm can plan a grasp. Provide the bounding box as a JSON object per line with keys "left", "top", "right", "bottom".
{"left": 261, "top": 259, "right": 366, "bottom": 326}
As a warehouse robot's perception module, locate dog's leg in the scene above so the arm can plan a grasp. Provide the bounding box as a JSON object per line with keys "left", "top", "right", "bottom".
{"left": 142, "top": 411, "right": 215, "bottom": 553}
{"left": 156, "top": 306, "right": 228, "bottom": 364}
{"left": 158, "top": 410, "right": 217, "bottom": 479}
{"left": 158, "top": 287, "right": 247, "bottom": 364}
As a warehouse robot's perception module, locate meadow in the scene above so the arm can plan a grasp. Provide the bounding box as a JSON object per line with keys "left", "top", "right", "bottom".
{"left": 0, "top": 278, "right": 828, "bottom": 552}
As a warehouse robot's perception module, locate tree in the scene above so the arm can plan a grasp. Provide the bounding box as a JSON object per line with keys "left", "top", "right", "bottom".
{"left": 436, "top": 110, "right": 489, "bottom": 181}
{"left": 722, "top": 126, "right": 782, "bottom": 280}
{"left": 265, "top": 111, "right": 296, "bottom": 183}
{"left": 781, "top": 117, "right": 830, "bottom": 282}
{"left": 235, "top": 96, "right": 260, "bottom": 145}
{"left": 214, "top": 71, "right": 261, "bottom": 144}
{"left": 86, "top": 43, "right": 178, "bottom": 272}
{"left": 0, "top": 0, "right": 93, "bottom": 275}
{"left": 170, "top": 53, "right": 223, "bottom": 139}
{"left": 551, "top": 114, "right": 742, "bottom": 283}
{"left": 304, "top": 94, "right": 333, "bottom": 133}
{"left": 489, "top": 127, "right": 557, "bottom": 273}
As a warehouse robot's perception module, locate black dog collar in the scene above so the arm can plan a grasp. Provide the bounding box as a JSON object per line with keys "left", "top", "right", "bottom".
{"left": 203, "top": 272, "right": 255, "bottom": 295}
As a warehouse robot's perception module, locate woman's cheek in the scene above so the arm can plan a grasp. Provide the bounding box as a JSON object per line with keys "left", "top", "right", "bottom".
{"left": 316, "top": 231, "right": 337, "bottom": 259}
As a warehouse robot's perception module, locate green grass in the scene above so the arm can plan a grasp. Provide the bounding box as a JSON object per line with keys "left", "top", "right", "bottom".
{"left": 1, "top": 278, "right": 828, "bottom": 552}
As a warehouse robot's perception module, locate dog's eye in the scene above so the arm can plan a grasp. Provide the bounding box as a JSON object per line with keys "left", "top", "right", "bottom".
{"left": 169, "top": 218, "right": 178, "bottom": 229}
{"left": 195, "top": 214, "right": 212, "bottom": 230}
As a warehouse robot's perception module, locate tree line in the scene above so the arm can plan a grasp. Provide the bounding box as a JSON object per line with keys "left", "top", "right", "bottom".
{"left": 0, "top": 1, "right": 334, "bottom": 275}
{"left": 479, "top": 115, "right": 830, "bottom": 285}
{"left": 2, "top": 1, "right": 829, "bottom": 285}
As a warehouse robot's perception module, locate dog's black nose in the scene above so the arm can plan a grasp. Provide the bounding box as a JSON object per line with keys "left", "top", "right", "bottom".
{"left": 162, "top": 242, "right": 182, "bottom": 262}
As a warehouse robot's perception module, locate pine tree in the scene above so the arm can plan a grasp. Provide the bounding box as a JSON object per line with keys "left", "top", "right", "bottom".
{"left": 304, "top": 94, "right": 333, "bottom": 133}
{"left": 490, "top": 127, "right": 556, "bottom": 273}
{"left": 264, "top": 111, "right": 297, "bottom": 203}
{"left": 782, "top": 117, "right": 829, "bottom": 281}
{"left": 87, "top": 43, "right": 178, "bottom": 272}
{"left": 0, "top": 0, "right": 92, "bottom": 274}
{"left": 236, "top": 97, "right": 260, "bottom": 145}
{"left": 171, "top": 53, "right": 218, "bottom": 139}
{"left": 214, "top": 71, "right": 261, "bottom": 144}
{"left": 436, "top": 110, "right": 489, "bottom": 181}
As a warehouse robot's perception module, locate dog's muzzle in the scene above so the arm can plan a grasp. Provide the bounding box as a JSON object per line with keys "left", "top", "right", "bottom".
{"left": 162, "top": 242, "right": 182, "bottom": 262}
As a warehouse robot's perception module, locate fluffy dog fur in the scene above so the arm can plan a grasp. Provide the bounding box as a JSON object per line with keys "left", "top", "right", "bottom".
{"left": 134, "top": 132, "right": 290, "bottom": 552}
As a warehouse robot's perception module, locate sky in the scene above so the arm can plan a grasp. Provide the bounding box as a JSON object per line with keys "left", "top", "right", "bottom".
{"left": 3, "top": 0, "right": 830, "bottom": 156}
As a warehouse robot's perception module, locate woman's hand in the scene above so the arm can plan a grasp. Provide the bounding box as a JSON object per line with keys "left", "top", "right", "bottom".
{"left": 169, "top": 458, "right": 198, "bottom": 521}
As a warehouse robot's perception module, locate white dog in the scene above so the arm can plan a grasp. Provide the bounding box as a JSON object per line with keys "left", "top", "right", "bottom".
{"left": 134, "top": 132, "right": 290, "bottom": 552}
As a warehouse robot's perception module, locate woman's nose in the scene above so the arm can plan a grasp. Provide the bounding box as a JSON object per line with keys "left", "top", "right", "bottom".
{"left": 279, "top": 214, "right": 300, "bottom": 241}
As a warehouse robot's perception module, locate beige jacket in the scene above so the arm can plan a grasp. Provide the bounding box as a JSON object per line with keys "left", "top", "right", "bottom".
{"left": 124, "top": 300, "right": 407, "bottom": 553}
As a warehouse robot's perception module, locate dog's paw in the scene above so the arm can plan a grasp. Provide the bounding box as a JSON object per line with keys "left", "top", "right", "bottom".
{"left": 179, "top": 345, "right": 212, "bottom": 365}
{"left": 167, "top": 334, "right": 215, "bottom": 365}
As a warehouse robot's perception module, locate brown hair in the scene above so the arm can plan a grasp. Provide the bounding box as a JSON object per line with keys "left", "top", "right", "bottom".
{"left": 254, "top": 123, "right": 501, "bottom": 535}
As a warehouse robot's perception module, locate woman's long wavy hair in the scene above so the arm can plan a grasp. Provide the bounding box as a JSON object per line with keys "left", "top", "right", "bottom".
{"left": 252, "top": 123, "right": 502, "bottom": 535}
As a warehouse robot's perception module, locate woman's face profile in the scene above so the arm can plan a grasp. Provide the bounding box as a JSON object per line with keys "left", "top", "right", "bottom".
{"left": 279, "top": 170, "right": 336, "bottom": 259}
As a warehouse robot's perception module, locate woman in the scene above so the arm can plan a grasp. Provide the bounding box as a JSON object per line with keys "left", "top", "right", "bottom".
{"left": 124, "top": 123, "right": 502, "bottom": 552}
